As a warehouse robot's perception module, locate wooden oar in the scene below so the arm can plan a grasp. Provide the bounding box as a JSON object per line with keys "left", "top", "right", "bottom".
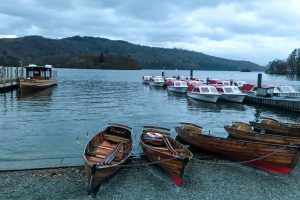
{"left": 101, "top": 143, "right": 123, "bottom": 165}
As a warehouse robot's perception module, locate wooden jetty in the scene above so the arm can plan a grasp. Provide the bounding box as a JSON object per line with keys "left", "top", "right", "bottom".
{"left": 243, "top": 73, "right": 300, "bottom": 112}
{"left": 0, "top": 66, "right": 21, "bottom": 93}
{"left": 244, "top": 94, "right": 300, "bottom": 112}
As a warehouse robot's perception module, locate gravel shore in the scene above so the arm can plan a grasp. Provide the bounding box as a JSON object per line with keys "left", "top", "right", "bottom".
{"left": 1, "top": 153, "right": 299, "bottom": 200}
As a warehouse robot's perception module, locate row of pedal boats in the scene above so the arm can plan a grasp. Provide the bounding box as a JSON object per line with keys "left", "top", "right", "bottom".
{"left": 83, "top": 118, "right": 300, "bottom": 195}
{"left": 143, "top": 76, "right": 247, "bottom": 103}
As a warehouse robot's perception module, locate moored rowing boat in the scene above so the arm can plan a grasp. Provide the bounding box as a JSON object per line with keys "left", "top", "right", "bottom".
{"left": 249, "top": 118, "right": 300, "bottom": 137}
{"left": 175, "top": 122, "right": 299, "bottom": 174}
{"left": 225, "top": 121, "right": 300, "bottom": 147}
{"left": 83, "top": 123, "right": 132, "bottom": 195}
{"left": 140, "top": 126, "right": 193, "bottom": 185}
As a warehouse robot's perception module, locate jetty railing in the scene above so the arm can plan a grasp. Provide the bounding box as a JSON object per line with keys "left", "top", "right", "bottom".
{"left": 0, "top": 66, "right": 23, "bottom": 92}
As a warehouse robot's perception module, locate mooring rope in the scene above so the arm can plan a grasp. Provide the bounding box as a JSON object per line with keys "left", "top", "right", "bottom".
{"left": 119, "top": 157, "right": 178, "bottom": 168}
{"left": 191, "top": 144, "right": 289, "bottom": 165}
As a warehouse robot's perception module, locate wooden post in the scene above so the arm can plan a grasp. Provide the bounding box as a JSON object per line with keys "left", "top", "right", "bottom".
{"left": 0, "top": 66, "right": 2, "bottom": 84}
{"left": 190, "top": 69, "right": 193, "bottom": 79}
{"left": 10, "top": 66, "right": 13, "bottom": 86}
{"left": 16, "top": 65, "right": 19, "bottom": 79}
{"left": 3, "top": 66, "right": 6, "bottom": 88}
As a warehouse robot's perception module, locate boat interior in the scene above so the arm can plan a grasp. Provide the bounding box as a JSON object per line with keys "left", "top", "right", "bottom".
{"left": 85, "top": 125, "right": 132, "bottom": 166}
{"left": 178, "top": 123, "right": 202, "bottom": 134}
{"left": 142, "top": 126, "right": 188, "bottom": 156}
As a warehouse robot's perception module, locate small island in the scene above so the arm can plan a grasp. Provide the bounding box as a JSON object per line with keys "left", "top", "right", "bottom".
{"left": 240, "top": 67, "right": 252, "bottom": 72}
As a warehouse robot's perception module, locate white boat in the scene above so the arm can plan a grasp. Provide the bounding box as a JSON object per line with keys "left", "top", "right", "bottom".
{"left": 142, "top": 76, "right": 152, "bottom": 84}
{"left": 149, "top": 76, "right": 165, "bottom": 87}
{"left": 186, "top": 84, "right": 221, "bottom": 103}
{"left": 164, "top": 77, "right": 177, "bottom": 86}
{"left": 167, "top": 80, "right": 188, "bottom": 93}
{"left": 217, "top": 80, "right": 231, "bottom": 86}
{"left": 276, "top": 86, "right": 300, "bottom": 98}
{"left": 234, "top": 81, "right": 247, "bottom": 89}
{"left": 186, "top": 80, "right": 201, "bottom": 86}
{"left": 215, "top": 85, "right": 247, "bottom": 103}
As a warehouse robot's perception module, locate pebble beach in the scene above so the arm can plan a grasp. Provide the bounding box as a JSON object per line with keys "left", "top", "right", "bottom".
{"left": 1, "top": 153, "right": 299, "bottom": 200}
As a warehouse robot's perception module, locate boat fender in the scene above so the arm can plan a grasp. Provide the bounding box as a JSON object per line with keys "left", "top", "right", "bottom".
{"left": 146, "top": 132, "right": 163, "bottom": 139}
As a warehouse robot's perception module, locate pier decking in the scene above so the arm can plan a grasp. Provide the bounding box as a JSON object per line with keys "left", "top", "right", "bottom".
{"left": 245, "top": 94, "right": 300, "bottom": 112}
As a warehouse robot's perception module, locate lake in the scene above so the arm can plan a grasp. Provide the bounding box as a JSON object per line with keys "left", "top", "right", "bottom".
{"left": 0, "top": 69, "right": 300, "bottom": 170}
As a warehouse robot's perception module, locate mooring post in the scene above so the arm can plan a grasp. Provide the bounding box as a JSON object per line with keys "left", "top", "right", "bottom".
{"left": 19, "top": 61, "right": 24, "bottom": 78}
{"left": 190, "top": 69, "right": 193, "bottom": 79}
{"left": 10, "top": 66, "right": 13, "bottom": 86}
{"left": 257, "top": 73, "right": 262, "bottom": 88}
{"left": 16, "top": 65, "right": 19, "bottom": 79}
{"left": 3, "top": 66, "right": 6, "bottom": 88}
{"left": 0, "top": 66, "right": 2, "bottom": 84}
{"left": 162, "top": 69, "right": 165, "bottom": 77}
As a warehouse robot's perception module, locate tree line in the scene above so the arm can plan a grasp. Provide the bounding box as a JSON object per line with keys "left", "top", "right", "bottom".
{"left": 266, "top": 48, "right": 300, "bottom": 75}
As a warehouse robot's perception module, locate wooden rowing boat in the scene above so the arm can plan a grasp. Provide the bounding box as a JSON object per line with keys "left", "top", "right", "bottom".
{"left": 249, "top": 118, "right": 300, "bottom": 137}
{"left": 83, "top": 123, "right": 132, "bottom": 195}
{"left": 140, "top": 126, "right": 193, "bottom": 186}
{"left": 175, "top": 122, "right": 299, "bottom": 174}
{"left": 225, "top": 121, "right": 300, "bottom": 147}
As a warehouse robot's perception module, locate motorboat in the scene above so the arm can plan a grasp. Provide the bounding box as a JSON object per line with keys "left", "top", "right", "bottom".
{"left": 215, "top": 85, "right": 247, "bottom": 103}
{"left": 18, "top": 64, "right": 58, "bottom": 93}
{"left": 149, "top": 76, "right": 165, "bottom": 87}
{"left": 167, "top": 80, "right": 188, "bottom": 93}
{"left": 186, "top": 84, "right": 221, "bottom": 103}
{"left": 275, "top": 85, "right": 300, "bottom": 98}
{"left": 142, "top": 76, "right": 152, "bottom": 84}
{"left": 234, "top": 81, "right": 247, "bottom": 89}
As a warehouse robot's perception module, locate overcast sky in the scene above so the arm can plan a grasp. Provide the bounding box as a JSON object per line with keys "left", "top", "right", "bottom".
{"left": 1, "top": 0, "right": 300, "bottom": 65}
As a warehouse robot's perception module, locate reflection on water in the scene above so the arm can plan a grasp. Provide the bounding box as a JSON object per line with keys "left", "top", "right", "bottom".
{"left": 186, "top": 97, "right": 221, "bottom": 112}
{"left": 0, "top": 68, "right": 300, "bottom": 169}
{"left": 280, "top": 74, "right": 300, "bottom": 81}
{"left": 16, "top": 86, "right": 56, "bottom": 101}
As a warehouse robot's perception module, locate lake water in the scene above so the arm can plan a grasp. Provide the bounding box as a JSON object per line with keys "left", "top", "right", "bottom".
{"left": 1, "top": 69, "right": 300, "bottom": 170}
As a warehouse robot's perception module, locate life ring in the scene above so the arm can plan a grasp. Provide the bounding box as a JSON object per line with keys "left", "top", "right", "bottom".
{"left": 146, "top": 131, "right": 163, "bottom": 139}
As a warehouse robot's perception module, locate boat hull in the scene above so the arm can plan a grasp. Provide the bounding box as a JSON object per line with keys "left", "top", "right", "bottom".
{"left": 167, "top": 86, "right": 187, "bottom": 93}
{"left": 19, "top": 78, "right": 58, "bottom": 93}
{"left": 220, "top": 94, "right": 246, "bottom": 103}
{"left": 149, "top": 81, "right": 165, "bottom": 87}
{"left": 175, "top": 125, "right": 299, "bottom": 174}
{"left": 186, "top": 92, "right": 220, "bottom": 103}
{"left": 84, "top": 161, "right": 121, "bottom": 193}
{"left": 225, "top": 125, "right": 300, "bottom": 146}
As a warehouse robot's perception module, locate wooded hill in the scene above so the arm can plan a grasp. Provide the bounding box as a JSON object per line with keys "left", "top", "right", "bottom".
{"left": 0, "top": 36, "right": 263, "bottom": 71}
